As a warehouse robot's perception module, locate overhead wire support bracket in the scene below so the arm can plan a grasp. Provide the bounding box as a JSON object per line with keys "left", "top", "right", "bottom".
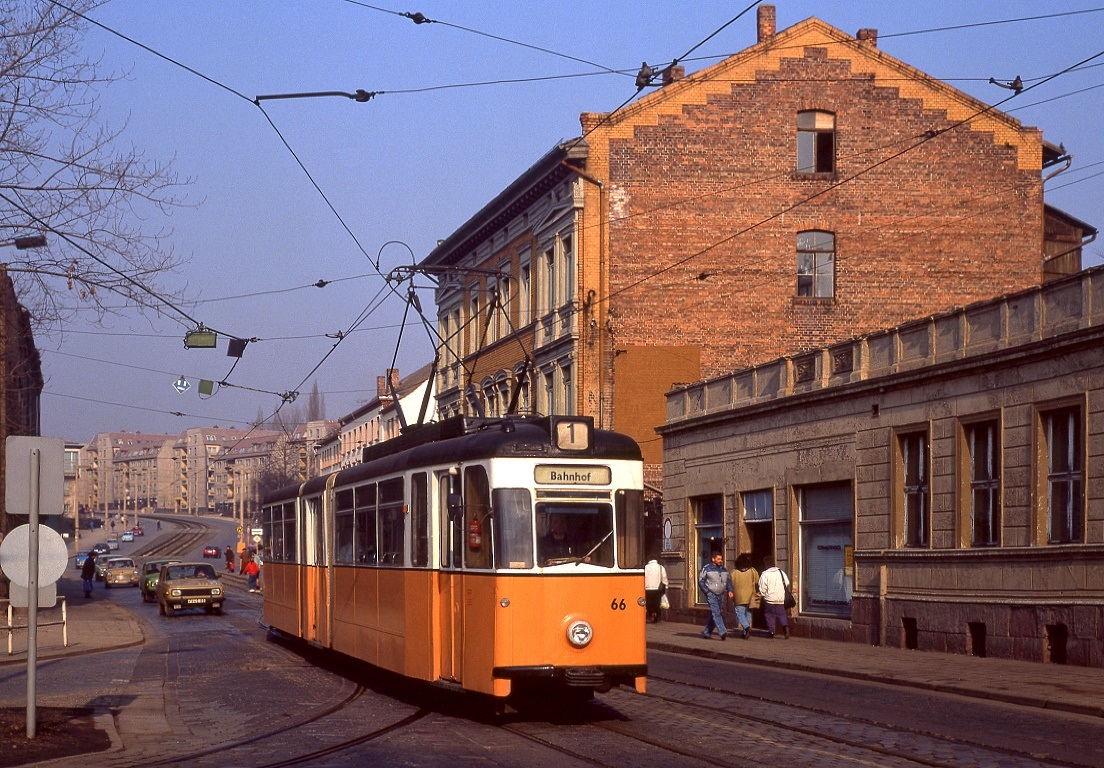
{"left": 253, "top": 89, "right": 380, "bottom": 105}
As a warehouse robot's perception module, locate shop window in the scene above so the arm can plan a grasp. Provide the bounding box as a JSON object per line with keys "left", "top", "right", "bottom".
{"left": 797, "top": 110, "right": 835, "bottom": 173}
{"left": 797, "top": 231, "right": 835, "bottom": 298}
{"left": 797, "top": 481, "right": 853, "bottom": 617}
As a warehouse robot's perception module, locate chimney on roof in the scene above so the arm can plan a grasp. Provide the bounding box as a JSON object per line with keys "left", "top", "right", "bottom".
{"left": 857, "top": 28, "right": 878, "bottom": 47}
{"left": 377, "top": 368, "right": 400, "bottom": 398}
{"left": 662, "top": 65, "right": 684, "bottom": 85}
{"left": 757, "top": 5, "right": 776, "bottom": 43}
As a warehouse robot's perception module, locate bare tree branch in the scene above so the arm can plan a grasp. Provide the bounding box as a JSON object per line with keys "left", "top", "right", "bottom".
{"left": 0, "top": 0, "right": 189, "bottom": 332}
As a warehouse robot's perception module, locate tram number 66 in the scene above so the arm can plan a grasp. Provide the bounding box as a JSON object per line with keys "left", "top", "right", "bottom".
{"left": 610, "top": 598, "right": 627, "bottom": 610}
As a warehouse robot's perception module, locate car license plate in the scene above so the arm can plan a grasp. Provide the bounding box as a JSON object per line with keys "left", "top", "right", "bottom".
{"left": 187, "top": 598, "right": 206, "bottom": 604}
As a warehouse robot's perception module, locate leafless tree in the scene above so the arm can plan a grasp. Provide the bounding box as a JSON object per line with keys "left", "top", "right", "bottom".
{"left": 0, "top": 0, "right": 188, "bottom": 331}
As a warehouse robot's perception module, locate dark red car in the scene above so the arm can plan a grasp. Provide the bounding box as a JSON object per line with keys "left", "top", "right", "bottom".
{"left": 132, "top": 525, "right": 144, "bottom": 536}
{"left": 202, "top": 546, "right": 220, "bottom": 559}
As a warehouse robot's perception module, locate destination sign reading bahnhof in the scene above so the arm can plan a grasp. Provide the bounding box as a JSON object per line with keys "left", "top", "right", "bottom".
{"left": 534, "top": 465, "right": 612, "bottom": 485}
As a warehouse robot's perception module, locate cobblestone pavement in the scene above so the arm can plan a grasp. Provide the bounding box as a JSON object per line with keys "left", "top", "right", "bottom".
{"left": 3, "top": 527, "right": 1102, "bottom": 766}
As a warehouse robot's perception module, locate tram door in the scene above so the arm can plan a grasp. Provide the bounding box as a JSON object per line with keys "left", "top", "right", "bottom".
{"left": 438, "top": 472, "right": 463, "bottom": 683}
{"left": 300, "top": 495, "right": 330, "bottom": 646}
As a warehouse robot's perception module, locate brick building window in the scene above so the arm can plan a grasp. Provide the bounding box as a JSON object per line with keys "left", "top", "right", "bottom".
{"left": 897, "top": 431, "right": 929, "bottom": 548}
{"left": 965, "top": 420, "right": 1001, "bottom": 546}
{"left": 1041, "top": 405, "right": 1084, "bottom": 543}
{"left": 797, "top": 231, "right": 835, "bottom": 298}
{"left": 797, "top": 110, "right": 835, "bottom": 173}
{"left": 519, "top": 256, "right": 532, "bottom": 326}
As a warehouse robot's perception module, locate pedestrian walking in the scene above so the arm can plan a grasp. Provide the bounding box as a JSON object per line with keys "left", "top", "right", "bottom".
{"left": 729, "top": 553, "right": 760, "bottom": 639}
{"left": 644, "top": 556, "right": 669, "bottom": 623}
{"left": 244, "top": 557, "right": 260, "bottom": 592}
{"left": 698, "top": 552, "right": 733, "bottom": 640}
{"left": 758, "top": 555, "right": 792, "bottom": 639}
{"left": 81, "top": 552, "right": 97, "bottom": 598}
{"left": 224, "top": 545, "right": 235, "bottom": 573}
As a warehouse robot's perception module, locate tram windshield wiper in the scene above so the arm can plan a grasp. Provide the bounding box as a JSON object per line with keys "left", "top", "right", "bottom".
{"left": 576, "top": 530, "right": 614, "bottom": 566}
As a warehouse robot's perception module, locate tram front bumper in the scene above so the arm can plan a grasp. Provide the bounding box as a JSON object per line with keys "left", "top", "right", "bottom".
{"left": 493, "top": 664, "right": 647, "bottom": 692}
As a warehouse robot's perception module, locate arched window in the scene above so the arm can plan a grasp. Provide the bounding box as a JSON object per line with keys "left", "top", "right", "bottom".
{"left": 797, "top": 231, "right": 835, "bottom": 298}
{"left": 797, "top": 111, "right": 835, "bottom": 173}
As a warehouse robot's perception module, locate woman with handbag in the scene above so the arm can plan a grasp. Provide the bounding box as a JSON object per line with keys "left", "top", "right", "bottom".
{"left": 729, "top": 553, "right": 759, "bottom": 639}
{"left": 644, "top": 556, "right": 669, "bottom": 623}
{"left": 757, "top": 555, "right": 793, "bottom": 639}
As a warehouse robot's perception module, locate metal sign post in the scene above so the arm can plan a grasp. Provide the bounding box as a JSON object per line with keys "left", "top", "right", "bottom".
{"left": 26, "top": 448, "right": 39, "bottom": 738}
{"left": 2, "top": 436, "right": 65, "bottom": 740}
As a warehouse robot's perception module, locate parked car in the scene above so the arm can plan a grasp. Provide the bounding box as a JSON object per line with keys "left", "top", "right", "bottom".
{"left": 91, "top": 542, "right": 110, "bottom": 555}
{"left": 107, "top": 536, "right": 119, "bottom": 551}
{"left": 201, "top": 546, "right": 220, "bottom": 558}
{"left": 156, "top": 562, "right": 225, "bottom": 617}
{"left": 140, "top": 558, "right": 182, "bottom": 603}
{"left": 121, "top": 531, "right": 134, "bottom": 543}
{"left": 132, "top": 525, "right": 144, "bottom": 536}
{"left": 104, "top": 557, "right": 140, "bottom": 588}
{"left": 74, "top": 550, "right": 92, "bottom": 569}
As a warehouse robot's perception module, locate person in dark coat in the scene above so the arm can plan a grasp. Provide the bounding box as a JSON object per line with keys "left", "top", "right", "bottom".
{"left": 81, "top": 552, "right": 97, "bottom": 598}
{"left": 224, "top": 545, "right": 235, "bottom": 572}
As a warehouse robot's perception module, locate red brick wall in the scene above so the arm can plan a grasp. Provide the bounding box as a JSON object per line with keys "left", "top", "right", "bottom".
{"left": 599, "top": 45, "right": 1043, "bottom": 380}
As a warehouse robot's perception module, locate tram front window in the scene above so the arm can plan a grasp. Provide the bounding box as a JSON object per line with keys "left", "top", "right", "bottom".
{"left": 537, "top": 505, "right": 614, "bottom": 567}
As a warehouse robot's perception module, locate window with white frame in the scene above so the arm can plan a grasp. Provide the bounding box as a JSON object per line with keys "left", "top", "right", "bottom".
{"left": 544, "top": 246, "right": 556, "bottom": 316}
{"left": 561, "top": 234, "right": 574, "bottom": 307}
{"left": 468, "top": 292, "right": 480, "bottom": 354}
{"left": 543, "top": 369, "right": 555, "bottom": 416}
{"left": 797, "top": 481, "right": 852, "bottom": 617}
{"left": 797, "top": 231, "right": 835, "bottom": 298}
{"left": 486, "top": 279, "right": 498, "bottom": 344}
{"left": 498, "top": 270, "right": 512, "bottom": 339}
{"left": 559, "top": 362, "right": 573, "bottom": 415}
{"left": 519, "top": 258, "right": 532, "bottom": 326}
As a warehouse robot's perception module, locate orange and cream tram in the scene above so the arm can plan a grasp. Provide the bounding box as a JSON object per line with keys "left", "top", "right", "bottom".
{"left": 262, "top": 414, "right": 647, "bottom": 702}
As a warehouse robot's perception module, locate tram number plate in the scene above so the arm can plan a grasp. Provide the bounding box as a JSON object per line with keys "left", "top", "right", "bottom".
{"left": 186, "top": 598, "right": 206, "bottom": 604}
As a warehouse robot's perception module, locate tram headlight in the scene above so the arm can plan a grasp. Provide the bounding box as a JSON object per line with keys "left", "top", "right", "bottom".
{"left": 500, "top": 598, "right": 510, "bottom": 608}
{"left": 567, "top": 620, "right": 593, "bottom": 648}
{"left": 637, "top": 597, "right": 647, "bottom": 607}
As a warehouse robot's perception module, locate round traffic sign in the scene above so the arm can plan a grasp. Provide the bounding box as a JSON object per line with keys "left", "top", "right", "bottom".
{"left": 0, "top": 524, "right": 69, "bottom": 587}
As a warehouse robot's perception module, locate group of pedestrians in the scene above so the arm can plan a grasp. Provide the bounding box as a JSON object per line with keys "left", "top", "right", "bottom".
{"left": 698, "top": 552, "right": 793, "bottom": 640}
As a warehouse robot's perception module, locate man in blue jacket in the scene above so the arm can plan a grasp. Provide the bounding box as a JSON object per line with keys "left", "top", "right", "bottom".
{"left": 698, "top": 552, "right": 734, "bottom": 640}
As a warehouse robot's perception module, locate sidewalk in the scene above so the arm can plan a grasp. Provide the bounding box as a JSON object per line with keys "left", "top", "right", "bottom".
{"left": 647, "top": 619, "right": 1104, "bottom": 718}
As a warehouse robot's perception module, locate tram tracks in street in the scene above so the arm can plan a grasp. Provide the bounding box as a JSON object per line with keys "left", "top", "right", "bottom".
{"left": 571, "top": 671, "right": 1093, "bottom": 768}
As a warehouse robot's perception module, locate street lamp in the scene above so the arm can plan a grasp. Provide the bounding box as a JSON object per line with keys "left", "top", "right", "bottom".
{"left": 0, "top": 235, "right": 47, "bottom": 250}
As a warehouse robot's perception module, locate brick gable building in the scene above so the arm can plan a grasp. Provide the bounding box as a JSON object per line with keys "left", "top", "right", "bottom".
{"left": 421, "top": 5, "right": 1090, "bottom": 487}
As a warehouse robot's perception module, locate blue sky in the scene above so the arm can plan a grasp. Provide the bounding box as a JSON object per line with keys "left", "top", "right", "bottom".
{"left": 38, "top": 1, "right": 1104, "bottom": 442}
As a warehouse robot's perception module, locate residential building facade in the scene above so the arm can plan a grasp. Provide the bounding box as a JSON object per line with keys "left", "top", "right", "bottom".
{"left": 420, "top": 5, "right": 1089, "bottom": 489}
{"left": 661, "top": 265, "right": 1104, "bottom": 667}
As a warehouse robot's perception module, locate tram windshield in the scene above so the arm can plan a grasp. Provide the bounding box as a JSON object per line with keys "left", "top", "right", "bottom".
{"left": 537, "top": 504, "right": 614, "bottom": 567}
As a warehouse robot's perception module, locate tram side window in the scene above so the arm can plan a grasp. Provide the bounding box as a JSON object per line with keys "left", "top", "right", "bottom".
{"left": 356, "top": 484, "right": 377, "bottom": 564}
{"left": 464, "top": 465, "right": 494, "bottom": 569}
{"left": 616, "top": 489, "right": 645, "bottom": 569}
{"left": 262, "top": 505, "right": 280, "bottom": 562}
{"left": 284, "top": 502, "right": 298, "bottom": 562}
{"left": 378, "top": 478, "right": 405, "bottom": 566}
{"left": 493, "top": 489, "right": 533, "bottom": 569}
{"left": 411, "top": 473, "right": 429, "bottom": 567}
{"left": 439, "top": 474, "right": 461, "bottom": 568}
{"left": 335, "top": 489, "right": 355, "bottom": 564}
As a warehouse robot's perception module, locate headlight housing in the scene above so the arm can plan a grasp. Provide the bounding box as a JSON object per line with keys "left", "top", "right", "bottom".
{"left": 567, "top": 620, "right": 593, "bottom": 648}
